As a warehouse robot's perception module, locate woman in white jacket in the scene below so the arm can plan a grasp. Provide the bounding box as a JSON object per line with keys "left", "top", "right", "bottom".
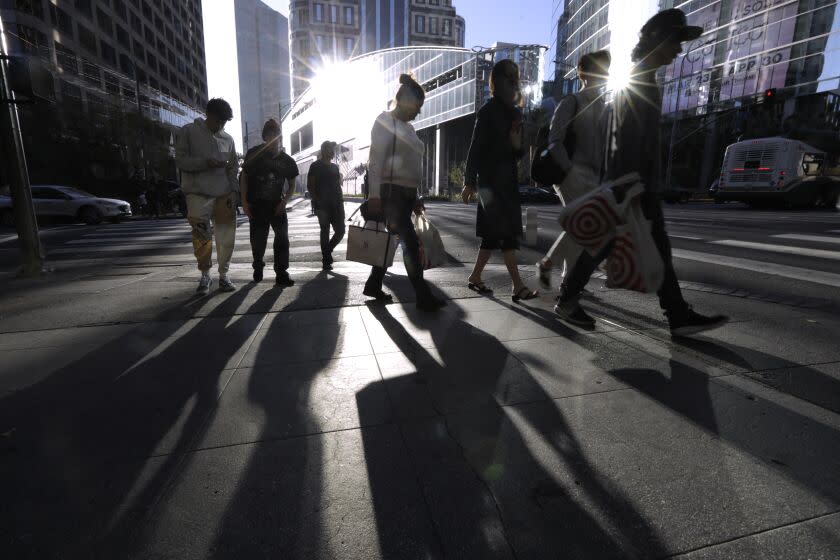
{"left": 537, "top": 51, "right": 611, "bottom": 289}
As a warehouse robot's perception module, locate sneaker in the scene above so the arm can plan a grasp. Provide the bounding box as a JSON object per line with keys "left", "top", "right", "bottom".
{"left": 276, "top": 274, "right": 295, "bottom": 287}
{"left": 669, "top": 309, "right": 729, "bottom": 337}
{"left": 536, "top": 260, "right": 553, "bottom": 291}
{"left": 554, "top": 299, "right": 596, "bottom": 328}
{"left": 197, "top": 274, "right": 212, "bottom": 295}
{"left": 363, "top": 286, "right": 393, "bottom": 302}
{"left": 219, "top": 275, "right": 237, "bottom": 292}
{"left": 416, "top": 295, "right": 447, "bottom": 312}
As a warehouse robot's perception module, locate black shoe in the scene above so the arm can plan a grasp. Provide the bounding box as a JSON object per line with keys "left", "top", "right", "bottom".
{"left": 416, "top": 295, "right": 446, "bottom": 312}
{"left": 554, "top": 300, "right": 596, "bottom": 328}
{"left": 322, "top": 261, "right": 333, "bottom": 271}
{"left": 363, "top": 287, "right": 393, "bottom": 302}
{"left": 253, "top": 266, "right": 264, "bottom": 283}
{"left": 669, "top": 309, "right": 729, "bottom": 337}
{"left": 276, "top": 274, "right": 295, "bottom": 287}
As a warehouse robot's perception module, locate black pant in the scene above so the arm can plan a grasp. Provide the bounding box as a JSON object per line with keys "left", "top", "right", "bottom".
{"left": 561, "top": 195, "right": 689, "bottom": 318}
{"left": 317, "top": 199, "right": 346, "bottom": 263}
{"left": 365, "top": 185, "right": 432, "bottom": 300}
{"left": 249, "top": 201, "right": 289, "bottom": 274}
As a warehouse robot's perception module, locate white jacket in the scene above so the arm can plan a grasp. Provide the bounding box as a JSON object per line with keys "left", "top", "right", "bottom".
{"left": 367, "top": 111, "right": 423, "bottom": 198}
{"left": 175, "top": 118, "right": 239, "bottom": 197}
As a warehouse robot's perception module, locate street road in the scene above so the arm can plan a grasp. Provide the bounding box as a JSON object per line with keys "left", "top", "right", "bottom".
{"left": 2, "top": 200, "right": 839, "bottom": 308}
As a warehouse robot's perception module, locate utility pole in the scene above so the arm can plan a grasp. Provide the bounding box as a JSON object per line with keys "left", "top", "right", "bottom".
{"left": 0, "top": 12, "right": 45, "bottom": 275}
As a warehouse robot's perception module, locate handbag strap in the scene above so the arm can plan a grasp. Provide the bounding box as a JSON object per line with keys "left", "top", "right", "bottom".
{"left": 389, "top": 114, "right": 397, "bottom": 186}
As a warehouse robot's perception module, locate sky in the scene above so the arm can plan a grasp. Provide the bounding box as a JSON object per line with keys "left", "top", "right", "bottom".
{"left": 203, "top": 0, "right": 557, "bottom": 152}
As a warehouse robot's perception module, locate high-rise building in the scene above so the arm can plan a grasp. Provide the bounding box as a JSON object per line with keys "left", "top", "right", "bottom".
{"left": 234, "top": 0, "right": 291, "bottom": 151}
{"left": 2, "top": 0, "right": 209, "bottom": 115}
{"left": 289, "top": 0, "right": 465, "bottom": 100}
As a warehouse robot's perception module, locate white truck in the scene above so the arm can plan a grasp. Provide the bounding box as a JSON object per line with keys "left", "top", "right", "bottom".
{"left": 715, "top": 136, "right": 840, "bottom": 208}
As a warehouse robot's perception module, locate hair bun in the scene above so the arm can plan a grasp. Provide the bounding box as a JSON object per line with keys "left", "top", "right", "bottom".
{"left": 399, "top": 73, "right": 414, "bottom": 85}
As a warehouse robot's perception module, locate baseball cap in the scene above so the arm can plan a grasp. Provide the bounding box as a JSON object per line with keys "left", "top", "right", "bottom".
{"left": 641, "top": 9, "right": 703, "bottom": 42}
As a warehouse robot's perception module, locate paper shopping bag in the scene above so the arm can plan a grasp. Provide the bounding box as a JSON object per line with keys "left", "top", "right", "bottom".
{"left": 412, "top": 213, "right": 447, "bottom": 269}
{"left": 346, "top": 220, "right": 398, "bottom": 268}
{"left": 605, "top": 199, "right": 664, "bottom": 293}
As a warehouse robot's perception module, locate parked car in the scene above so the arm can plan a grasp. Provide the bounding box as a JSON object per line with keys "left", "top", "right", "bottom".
{"left": 519, "top": 186, "right": 561, "bottom": 204}
{"left": 0, "top": 185, "right": 132, "bottom": 226}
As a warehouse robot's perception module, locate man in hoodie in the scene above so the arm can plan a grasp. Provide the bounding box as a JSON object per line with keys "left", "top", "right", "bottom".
{"left": 175, "top": 98, "right": 240, "bottom": 295}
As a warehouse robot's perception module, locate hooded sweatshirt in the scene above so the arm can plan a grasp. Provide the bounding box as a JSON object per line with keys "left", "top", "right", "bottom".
{"left": 175, "top": 118, "right": 239, "bottom": 197}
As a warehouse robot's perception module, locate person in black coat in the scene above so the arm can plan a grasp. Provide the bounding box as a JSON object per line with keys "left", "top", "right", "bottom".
{"left": 462, "top": 59, "right": 538, "bottom": 302}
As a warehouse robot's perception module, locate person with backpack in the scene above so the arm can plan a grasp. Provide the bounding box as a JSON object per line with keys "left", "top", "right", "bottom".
{"left": 307, "top": 140, "right": 346, "bottom": 270}
{"left": 536, "top": 50, "right": 611, "bottom": 290}
{"left": 554, "top": 9, "right": 728, "bottom": 337}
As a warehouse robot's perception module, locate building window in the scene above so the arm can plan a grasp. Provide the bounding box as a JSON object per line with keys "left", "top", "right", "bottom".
{"left": 442, "top": 19, "right": 451, "bottom": 36}
{"left": 49, "top": 5, "right": 74, "bottom": 36}
{"left": 97, "top": 8, "right": 113, "bottom": 36}
{"left": 314, "top": 3, "right": 324, "bottom": 22}
{"left": 133, "top": 40, "right": 145, "bottom": 60}
{"left": 329, "top": 4, "right": 338, "bottom": 23}
{"left": 100, "top": 40, "right": 117, "bottom": 66}
{"left": 14, "top": 0, "right": 45, "bottom": 20}
{"left": 297, "top": 9, "right": 308, "bottom": 25}
{"left": 429, "top": 17, "right": 438, "bottom": 35}
{"left": 77, "top": 24, "right": 97, "bottom": 53}
{"left": 14, "top": 25, "right": 48, "bottom": 57}
{"left": 82, "top": 61, "right": 100, "bottom": 87}
{"left": 315, "top": 34, "right": 325, "bottom": 53}
{"left": 130, "top": 11, "right": 142, "bottom": 33}
{"left": 55, "top": 42, "right": 78, "bottom": 74}
{"left": 75, "top": 0, "right": 93, "bottom": 19}
{"left": 119, "top": 53, "right": 133, "bottom": 75}
{"left": 415, "top": 15, "right": 424, "bottom": 34}
{"left": 299, "top": 38, "right": 310, "bottom": 58}
{"left": 429, "top": 0, "right": 439, "bottom": 4}
{"left": 343, "top": 6, "right": 354, "bottom": 26}
{"left": 345, "top": 37, "right": 355, "bottom": 57}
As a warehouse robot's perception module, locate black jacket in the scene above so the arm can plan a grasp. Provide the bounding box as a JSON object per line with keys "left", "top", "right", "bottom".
{"left": 465, "top": 98, "right": 524, "bottom": 239}
{"left": 607, "top": 64, "right": 664, "bottom": 194}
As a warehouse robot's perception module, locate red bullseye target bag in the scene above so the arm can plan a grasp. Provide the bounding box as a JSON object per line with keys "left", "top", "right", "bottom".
{"left": 605, "top": 198, "right": 664, "bottom": 293}
{"left": 557, "top": 174, "right": 642, "bottom": 255}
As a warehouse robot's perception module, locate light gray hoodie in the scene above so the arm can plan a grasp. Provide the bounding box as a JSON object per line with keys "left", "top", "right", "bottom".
{"left": 175, "top": 118, "right": 239, "bottom": 197}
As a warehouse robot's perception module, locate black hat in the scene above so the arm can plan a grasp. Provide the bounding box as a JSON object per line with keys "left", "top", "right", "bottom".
{"left": 641, "top": 9, "right": 702, "bottom": 42}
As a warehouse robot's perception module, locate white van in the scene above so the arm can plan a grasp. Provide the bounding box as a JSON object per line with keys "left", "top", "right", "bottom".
{"left": 716, "top": 136, "right": 840, "bottom": 208}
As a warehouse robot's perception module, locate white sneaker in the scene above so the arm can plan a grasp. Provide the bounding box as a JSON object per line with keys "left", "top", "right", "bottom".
{"left": 219, "top": 275, "right": 236, "bottom": 292}
{"left": 197, "top": 274, "right": 212, "bottom": 295}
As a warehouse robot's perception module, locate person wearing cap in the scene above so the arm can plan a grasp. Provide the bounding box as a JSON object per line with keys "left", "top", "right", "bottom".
{"left": 175, "top": 97, "right": 240, "bottom": 295}
{"left": 240, "top": 118, "right": 299, "bottom": 287}
{"left": 555, "top": 9, "right": 729, "bottom": 337}
{"left": 307, "top": 140, "right": 346, "bottom": 270}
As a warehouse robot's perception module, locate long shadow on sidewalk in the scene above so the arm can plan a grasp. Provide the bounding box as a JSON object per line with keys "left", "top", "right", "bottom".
{"left": 0, "top": 283, "right": 272, "bottom": 558}
{"left": 358, "top": 302, "right": 668, "bottom": 558}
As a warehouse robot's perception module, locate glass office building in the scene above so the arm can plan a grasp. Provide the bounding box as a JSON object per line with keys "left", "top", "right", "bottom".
{"left": 282, "top": 43, "right": 546, "bottom": 195}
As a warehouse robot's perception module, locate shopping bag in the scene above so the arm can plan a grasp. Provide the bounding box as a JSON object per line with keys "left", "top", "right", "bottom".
{"left": 557, "top": 172, "right": 642, "bottom": 255}
{"left": 412, "top": 213, "right": 447, "bottom": 269}
{"left": 346, "top": 219, "right": 398, "bottom": 268}
{"left": 605, "top": 198, "right": 664, "bottom": 293}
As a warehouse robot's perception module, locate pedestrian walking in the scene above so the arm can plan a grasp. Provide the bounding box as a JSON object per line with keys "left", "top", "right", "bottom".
{"left": 240, "top": 118, "right": 298, "bottom": 286}
{"left": 555, "top": 9, "right": 729, "bottom": 337}
{"left": 364, "top": 74, "right": 446, "bottom": 311}
{"left": 307, "top": 140, "right": 346, "bottom": 270}
{"left": 537, "top": 50, "right": 611, "bottom": 289}
{"left": 175, "top": 97, "right": 240, "bottom": 295}
{"left": 461, "top": 59, "right": 538, "bottom": 302}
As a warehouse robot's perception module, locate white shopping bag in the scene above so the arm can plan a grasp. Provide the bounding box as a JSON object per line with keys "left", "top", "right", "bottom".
{"left": 412, "top": 213, "right": 447, "bottom": 269}
{"left": 346, "top": 220, "right": 398, "bottom": 268}
{"left": 605, "top": 198, "right": 664, "bottom": 293}
{"left": 557, "top": 172, "right": 643, "bottom": 255}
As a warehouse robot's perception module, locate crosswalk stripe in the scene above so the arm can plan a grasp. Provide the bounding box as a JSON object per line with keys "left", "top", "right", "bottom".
{"left": 69, "top": 235, "right": 190, "bottom": 244}
{"left": 670, "top": 234, "right": 703, "bottom": 240}
{"left": 772, "top": 233, "right": 840, "bottom": 245}
{"left": 673, "top": 248, "right": 840, "bottom": 287}
{"left": 711, "top": 239, "right": 840, "bottom": 260}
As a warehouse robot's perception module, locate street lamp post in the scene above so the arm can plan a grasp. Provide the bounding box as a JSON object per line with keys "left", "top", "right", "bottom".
{"left": 0, "top": 12, "right": 45, "bottom": 275}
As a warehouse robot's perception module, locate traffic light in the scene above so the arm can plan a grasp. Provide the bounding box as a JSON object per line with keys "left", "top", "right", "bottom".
{"left": 763, "top": 88, "right": 777, "bottom": 101}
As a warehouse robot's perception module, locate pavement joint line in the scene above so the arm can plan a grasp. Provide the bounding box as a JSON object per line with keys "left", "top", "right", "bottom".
{"left": 660, "top": 508, "right": 840, "bottom": 559}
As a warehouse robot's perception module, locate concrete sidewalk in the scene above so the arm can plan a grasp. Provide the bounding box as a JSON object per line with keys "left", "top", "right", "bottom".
{"left": 1, "top": 257, "right": 839, "bottom": 559}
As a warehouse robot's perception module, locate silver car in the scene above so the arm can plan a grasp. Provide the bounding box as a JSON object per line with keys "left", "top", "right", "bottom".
{"left": 0, "top": 185, "right": 132, "bottom": 226}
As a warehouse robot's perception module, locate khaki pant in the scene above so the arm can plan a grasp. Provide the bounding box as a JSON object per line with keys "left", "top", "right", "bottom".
{"left": 545, "top": 166, "right": 599, "bottom": 276}
{"left": 186, "top": 192, "right": 237, "bottom": 274}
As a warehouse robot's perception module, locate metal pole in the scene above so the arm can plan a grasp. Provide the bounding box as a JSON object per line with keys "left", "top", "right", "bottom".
{"left": 0, "top": 14, "right": 45, "bottom": 275}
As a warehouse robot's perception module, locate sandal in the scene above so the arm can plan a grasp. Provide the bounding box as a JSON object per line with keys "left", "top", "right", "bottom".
{"left": 512, "top": 287, "right": 539, "bottom": 303}
{"left": 468, "top": 281, "right": 493, "bottom": 294}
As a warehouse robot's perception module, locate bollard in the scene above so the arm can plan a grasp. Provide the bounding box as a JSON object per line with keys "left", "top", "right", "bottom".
{"left": 524, "top": 207, "right": 538, "bottom": 246}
